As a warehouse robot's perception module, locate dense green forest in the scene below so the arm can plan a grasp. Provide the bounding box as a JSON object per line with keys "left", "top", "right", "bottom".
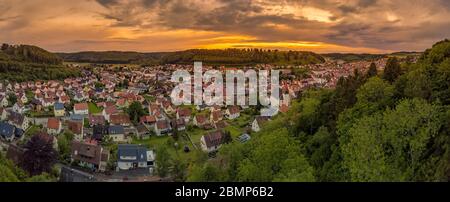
{"left": 322, "top": 53, "right": 386, "bottom": 62}
{"left": 323, "top": 52, "right": 421, "bottom": 62}
{"left": 58, "top": 49, "right": 325, "bottom": 66}
{"left": 185, "top": 39, "right": 450, "bottom": 182}
{"left": 0, "top": 44, "right": 81, "bottom": 82}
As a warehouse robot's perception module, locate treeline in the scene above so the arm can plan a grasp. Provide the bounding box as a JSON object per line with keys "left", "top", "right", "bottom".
{"left": 58, "top": 49, "right": 325, "bottom": 66}
{"left": 186, "top": 39, "right": 450, "bottom": 182}
{"left": 323, "top": 52, "right": 421, "bottom": 62}
{"left": 0, "top": 43, "right": 80, "bottom": 82}
{"left": 322, "top": 53, "right": 385, "bottom": 62}
{"left": 57, "top": 51, "right": 165, "bottom": 64}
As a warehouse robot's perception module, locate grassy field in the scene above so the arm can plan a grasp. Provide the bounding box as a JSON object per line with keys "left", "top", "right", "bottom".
{"left": 88, "top": 102, "right": 103, "bottom": 114}
{"left": 131, "top": 131, "right": 199, "bottom": 162}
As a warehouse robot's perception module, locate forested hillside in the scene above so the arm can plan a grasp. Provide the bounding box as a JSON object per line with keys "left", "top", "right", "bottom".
{"left": 0, "top": 44, "right": 80, "bottom": 82}
{"left": 186, "top": 39, "right": 450, "bottom": 182}
{"left": 58, "top": 49, "right": 325, "bottom": 66}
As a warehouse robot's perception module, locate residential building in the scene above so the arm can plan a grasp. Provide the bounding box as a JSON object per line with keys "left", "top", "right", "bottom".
{"left": 117, "top": 144, "right": 155, "bottom": 170}
{"left": 252, "top": 116, "right": 270, "bottom": 132}
{"left": 154, "top": 120, "right": 171, "bottom": 136}
{"left": 200, "top": 130, "right": 224, "bottom": 153}
{"left": 108, "top": 125, "right": 126, "bottom": 142}
{"left": 74, "top": 103, "right": 89, "bottom": 115}
{"left": 226, "top": 106, "right": 240, "bottom": 119}
{"left": 67, "top": 120, "right": 84, "bottom": 141}
{"left": 54, "top": 102, "right": 65, "bottom": 117}
{"left": 71, "top": 140, "right": 109, "bottom": 172}
{"left": 47, "top": 118, "right": 62, "bottom": 135}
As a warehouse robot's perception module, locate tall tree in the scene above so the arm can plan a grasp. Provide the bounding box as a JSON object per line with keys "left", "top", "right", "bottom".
{"left": 171, "top": 157, "right": 188, "bottom": 182}
{"left": 383, "top": 57, "right": 402, "bottom": 82}
{"left": 342, "top": 99, "right": 443, "bottom": 181}
{"left": 366, "top": 62, "right": 378, "bottom": 77}
{"left": 126, "top": 101, "right": 145, "bottom": 125}
{"left": 155, "top": 145, "right": 172, "bottom": 178}
{"left": 21, "top": 133, "right": 57, "bottom": 176}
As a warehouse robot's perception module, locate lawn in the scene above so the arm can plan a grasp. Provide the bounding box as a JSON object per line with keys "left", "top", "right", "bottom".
{"left": 29, "top": 110, "right": 54, "bottom": 118}
{"left": 131, "top": 132, "right": 200, "bottom": 162}
{"left": 88, "top": 102, "right": 103, "bottom": 114}
{"left": 224, "top": 124, "right": 243, "bottom": 138}
{"left": 24, "top": 125, "right": 43, "bottom": 138}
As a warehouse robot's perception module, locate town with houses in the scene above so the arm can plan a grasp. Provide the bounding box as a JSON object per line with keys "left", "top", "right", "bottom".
{"left": 0, "top": 58, "right": 388, "bottom": 182}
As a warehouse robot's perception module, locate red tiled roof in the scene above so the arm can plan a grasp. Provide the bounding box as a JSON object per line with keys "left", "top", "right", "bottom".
{"left": 110, "top": 114, "right": 131, "bottom": 125}
{"left": 228, "top": 106, "right": 240, "bottom": 115}
{"left": 67, "top": 120, "right": 83, "bottom": 134}
{"left": 104, "top": 105, "right": 118, "bottom": 115}
{"left": 195, "top": 114, "right": 207, "bottom": 124}
{"left": 140, "top": 115, "right": 156, "bottom": 124}
{"left": 47, "top": 118, "right": 60, "bottom": 130}
{"left": 177, "top": 108, "right": 191, "bottom": 117}
{"left": 74, "top": 103, "right": 88, "bottom": 111}
{"left": 156, "top": 120, "right": 169, "bottom": 130}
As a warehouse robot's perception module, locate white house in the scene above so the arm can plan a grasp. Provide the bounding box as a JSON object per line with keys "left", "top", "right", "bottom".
{"left": 226, "top": 106, "right": 240, "bottom": 120}
{"left": 117, "top": 144, "right": 154, "bottom": 170}
{"left": 74, "top": 103, "right": 89, "bottom": 115}
{"left": 251, "top": 116, "right": 270, "bottom": 132}
{"left": 0, "top": 95, "right": 9, "bottom": 107}
{"left": 47, "top": 118, "right": 62, "bottom": 135}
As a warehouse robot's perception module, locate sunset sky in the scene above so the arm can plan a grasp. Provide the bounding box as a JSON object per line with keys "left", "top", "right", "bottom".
{"left": 0, "top": 0, "right": 449, "bottom": 53}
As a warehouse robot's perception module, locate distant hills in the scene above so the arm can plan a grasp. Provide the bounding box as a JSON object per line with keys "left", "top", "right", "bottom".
{"left": 59, "top": 49, "right": 423, "bottom": 65}
{"left": 0, "top": 44, "right": 81, "bottom": 82}
{"left": 58, "top": 49, "right": 326, "bottom": 66}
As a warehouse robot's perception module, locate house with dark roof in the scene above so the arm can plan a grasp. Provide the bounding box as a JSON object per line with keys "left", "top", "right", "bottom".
{"left": 108, "top": 125, "right": 126, "bottom": 142}
{"left": 117, "top": 144, "right": 155, "bottom": 170}
{"left": 136, "top": 124, "right": 150, "bottom": 138}
{"left": 0, "top": 122, "right": 16, "bottom": 142}
{"left": 200, "top": 130, "right": 224, "bottom": 153}
{"left": 54, "top": 102, "right": 65, "bottom": 117}
{"left": 7, "top": 111, "right": 29, "bottom": 130}
{"left": 92, "top": 125, "right": 108, "bottom": 141}
{"left": 71, "top": 140, "right": 109, "bottom": 172}
{"left": 88, "top": 115, "right": 106, "bottom": 127}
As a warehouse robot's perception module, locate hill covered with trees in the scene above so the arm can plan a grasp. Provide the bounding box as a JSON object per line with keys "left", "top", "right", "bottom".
{"left": 0, "top": 44, "right": 81, "bottom": 82}
{"left": 322, "top": 52, "right": 421, "bottom": 62}
{"left": 186, "top": 39, "right": 450, "bottom": 182}
{"left": 58, "top": 49, "right": 325, "bottom": 66}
